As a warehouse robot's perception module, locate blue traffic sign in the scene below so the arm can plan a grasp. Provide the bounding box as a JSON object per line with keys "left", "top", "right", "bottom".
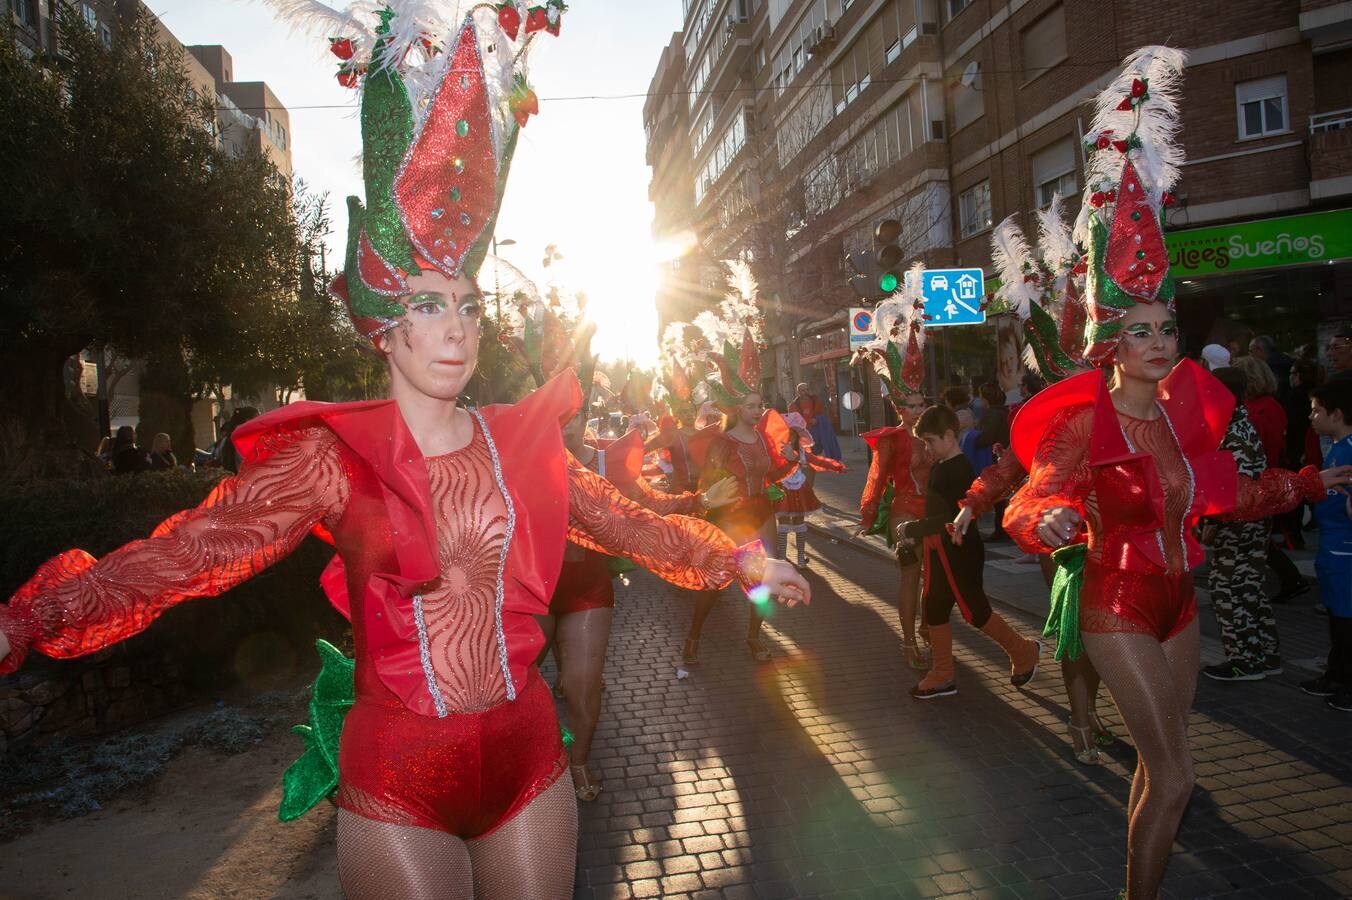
{"left": 910, "top": 268, "right": 986, "bottom": 327}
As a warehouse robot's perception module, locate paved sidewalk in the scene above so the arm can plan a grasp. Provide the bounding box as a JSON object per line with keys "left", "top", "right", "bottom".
{"left": 573, "top": 435, "right": 1352, "bottom": 899}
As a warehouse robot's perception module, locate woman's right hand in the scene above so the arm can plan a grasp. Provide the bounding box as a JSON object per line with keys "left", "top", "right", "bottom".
{"left": 1036, "top": 506, "right": 1082, "bottom": 548}
{"left": 1321, "top": 465, "right": 1352, "bottom": 494}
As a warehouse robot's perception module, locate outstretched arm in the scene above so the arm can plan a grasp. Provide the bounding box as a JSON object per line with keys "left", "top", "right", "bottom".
{"left": 0, "top": 427, "right": 347, "bottom": 673}
{"left": 1226, "top": 465, "right": 1346, "bottom": 521}
{"left": 565, "top": 457, "right": 808, "bottom": 605}
{"left": 858, "top": 437, "right": 896, "bottom": 528}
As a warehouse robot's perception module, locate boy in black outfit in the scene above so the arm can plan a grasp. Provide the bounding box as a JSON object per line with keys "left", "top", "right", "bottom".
{"left": 903, "top": 405, "right": 1041, "bottom": 699}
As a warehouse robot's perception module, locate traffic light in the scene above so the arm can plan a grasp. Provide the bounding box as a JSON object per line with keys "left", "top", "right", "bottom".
{"left": 874, "top": 218, "right": 904, "bottom": 295}
{"left": 846, "top": 249, "right": 877, "bottom": 301}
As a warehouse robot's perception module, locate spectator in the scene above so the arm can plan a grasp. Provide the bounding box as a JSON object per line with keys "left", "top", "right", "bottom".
{"left": 1234, "top": 355, "right": 1310, "bottom": 603}
{"left": 1200, "top": 343, "right": 1231, "bottom": 371}
{"left": 1008, "top": 372, "right": 1044, "bottom": 421}
{"left": 974, "top": 382, "right": 1009, "bottom": 540}
{"left": 792, "top": 381, "right": 842, "bottom": 461}
{"left": 941, "top": 386, "right": 971, "bottom": 412}
{"left": 95, "top": 435, "right": 113, "bottom": 469}
{"left": 147, "top": 433, "right": 177, "bottom": 470}
{"left": 1327, "top": 326, "right": 1352, "bottom": 385}
{"left": 110, "top": 426, "right": 146, "bottom": 475}
{"left": 218, "top": 407, "right": 260, "bottom": 474}
{"left": 1201, "top": 367, "right": 1282, "bottom": 682}
{"left": 1249, "top": 335, "right": 1293, "bottom": 385}
{"left": 1301, "top": 378, "right": 1352, "bottom": 711}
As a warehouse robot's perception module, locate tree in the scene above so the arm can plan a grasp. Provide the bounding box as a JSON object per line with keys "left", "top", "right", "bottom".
{"left": 0, "top": 8, "right": 305, "bottom": 476}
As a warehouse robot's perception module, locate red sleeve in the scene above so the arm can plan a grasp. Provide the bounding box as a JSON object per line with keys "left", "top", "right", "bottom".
{"left": 961, "top": 451, "right": 1028, "bottom": 517}
{"left": 1005, "top": 406, "right": 1094, "bottom": 554}
{"left": 804, "top": 450, "right": 846, "bottom": 473}
{"left": 566, "top": 457, "right": 765, "bottom": 592}
{"left": 1225, "top": 466, "right": 1325, "bottom": 522}
{"left": 0, "top": 427, "right": 348, "bottom": 674}
{"left": 859, "top": 437, "right": 896, "bottom": 527}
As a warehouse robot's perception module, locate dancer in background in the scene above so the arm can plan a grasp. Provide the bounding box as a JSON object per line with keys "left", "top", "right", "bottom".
{"left": 1005, "top": 46, "right": 1352, "bottom": 900}
{"left": 854, "top": 269, "right": 933, "bottom": 671}
{"left": 774, "top": 411, "right": 847, "bottom": 567}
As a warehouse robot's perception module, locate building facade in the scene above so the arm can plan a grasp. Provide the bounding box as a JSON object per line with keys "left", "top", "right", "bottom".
{"left": 646, "top": 0, "right": 1352, "bottom": 432}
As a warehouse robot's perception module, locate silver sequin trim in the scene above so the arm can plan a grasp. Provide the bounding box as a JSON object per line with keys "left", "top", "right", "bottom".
{"left": 1156, "top": 401, "right": 1196, "bottom": 565}
{"left": 411, "top": 592, "right": 450, "bottom": 718}
{"left": 470, "top": 406, "right": 517, "bottom": 702}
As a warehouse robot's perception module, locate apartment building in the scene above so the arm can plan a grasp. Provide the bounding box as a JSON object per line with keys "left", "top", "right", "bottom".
{"left": 646, "top": 0, "right": 1352, "bottom": 432}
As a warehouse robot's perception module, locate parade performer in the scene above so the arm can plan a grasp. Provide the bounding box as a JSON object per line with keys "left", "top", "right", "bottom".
{"left": 0, "top": 6, "right": 810, "bottom": 898}
{"left": 506, "top": 297, "right": 737, "bottom": 802}
{"left": 952, "top": 201, "right": 1113, "bottom": 764}
{"left": 646, "top": 344, "right": 703, "bottom": 494}
{"left": 773, "top": 412, "right": 847, "bottom": 567}
{"left": 904, "top": 405, "right": 1041, "bottom": 699}
{"left": 1003, "top": 47, "right": 1352, "bottom": 900}
{"left": 854, "top": 268, "right": 933, "bottom": 671}
{"left": 678, "top": 303, "right": 798, "bottom": 666}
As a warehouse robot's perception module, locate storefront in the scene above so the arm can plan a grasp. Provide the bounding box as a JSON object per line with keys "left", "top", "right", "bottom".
{"left": 797, "top": 322, "right": 873, "bottom": 434}
{"left": 1168, "top": 208, "right": 1352, "bottom": 365}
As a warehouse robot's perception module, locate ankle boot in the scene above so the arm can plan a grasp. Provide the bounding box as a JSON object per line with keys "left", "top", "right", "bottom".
{"left": 981, "top": 613, "right": 1041, "bottom": 685}
{"left": 911, "top": 624, "right": 956, "bottom": 699}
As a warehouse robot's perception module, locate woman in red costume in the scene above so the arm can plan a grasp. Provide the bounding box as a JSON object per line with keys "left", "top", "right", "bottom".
{"left": 1003, "top": 47, "right": 1352, "bottom": 899}
{"left": 645, "top": 351, "right": 702, "bottom": 494}
{"left": 0, "top": 7, "right": 810, "bottom": 898}
{"left": 679, "top": 324, "right": 797, "bottom": 665}
{"left": 773, "top": 412, "right": 847, "bottom": 567}
{"left": 854, "top": 281, "right": 933, "bottom": 671}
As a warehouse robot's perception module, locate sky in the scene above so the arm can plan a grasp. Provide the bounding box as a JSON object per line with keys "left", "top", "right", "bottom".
{"left": 153, "top": 0, "right": 684, "bottom": 366}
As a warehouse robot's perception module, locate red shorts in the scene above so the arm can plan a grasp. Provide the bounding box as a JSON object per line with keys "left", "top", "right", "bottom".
{"left": 549, "top": 552, "right": 615, "bottom": 616}
{"left": 775, "top": 486, "right": 821, "bottom": 515}
{"left": 1081, "top": 561, "right": 1197, "bottom": 642}
{"left": 335, "top": 667, "right": 566, "bottom": 838}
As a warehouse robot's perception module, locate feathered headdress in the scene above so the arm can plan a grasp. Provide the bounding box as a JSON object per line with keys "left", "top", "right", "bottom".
{"left": 851, "top": 262, "right": 927, "bottom": 403}
{"left": 1074, "top": 45, "right": 1186, "bottom": 363}
{"left": 260, "top": 1, "right": 566, "bottom": 339}
{"left": 687, "top": 260, "right": 766, "bottom": 408}
{"left": 500, "top": 286, "right": 595, "bottom": 400}
{"left": 990, "top": 199, "right": 1087, "bottom": 382}
{"left": 658, "top": 323, "right": 703, "bottom": 422}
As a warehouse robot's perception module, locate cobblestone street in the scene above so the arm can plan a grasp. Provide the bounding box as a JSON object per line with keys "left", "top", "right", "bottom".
{"left": 572, "top": 437, "right": 1352, "bottom": 899}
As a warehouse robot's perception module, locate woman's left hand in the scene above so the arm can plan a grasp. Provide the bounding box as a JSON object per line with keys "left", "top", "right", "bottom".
{"left": 761, "top": 559, "right": 811, "bottom": 607}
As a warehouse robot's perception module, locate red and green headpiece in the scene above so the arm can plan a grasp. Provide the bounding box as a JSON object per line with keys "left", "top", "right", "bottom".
{"left": 263, "top": 2, "right": 566, "bottom": 339}
{"left": 1074, "top": 46, "right": 1185, "bottom": 364}
{"left": 852, "top": 263, "right": 927, "bottom": 403}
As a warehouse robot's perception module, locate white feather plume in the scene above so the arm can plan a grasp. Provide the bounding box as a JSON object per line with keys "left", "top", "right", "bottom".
{"left": 252, "top": 0, "right": 378, "bottom": 44}
{"left": 1036, "top": 195, "right": 1077, "bottom": 275}
{"left": 1076, "top": 45, "right": 1187, "bottom": 243}
{"left": 990, "top": 215, "right": 1038, "bottom": 323}
{"left": 900, "top": 262, "right": 928, "bottom": 353}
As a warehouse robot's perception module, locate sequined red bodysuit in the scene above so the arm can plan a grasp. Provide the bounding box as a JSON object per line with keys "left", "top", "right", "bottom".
{"left": 0, "top": 375, "right": 760, "bottom": 838}
{"left": 859, "top": 426, "right": 932, "bottom": 526}
{"left": 701, "top": 431, "right": 793, "bottom": 544}
{"left": 1006, "top": 363, "right": 1325, "bottom": 640}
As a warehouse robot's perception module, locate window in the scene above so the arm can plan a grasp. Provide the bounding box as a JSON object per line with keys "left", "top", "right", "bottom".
{"left": 100, "top": 23, "right": 113, "bottom": 48}
{"left": 1236, "top": 75, "right": 1288, "bottom": 139}
{"left": 958, "top": 181, "right": 992, "bottom": 238}
{"left": 946, "top": 0, "right": 972, "bottom": 21}
{"left": 80, "top": 3, "right": 97, "bottom": 29}
{"left": 952, "top": 63, "right": 982, "bottom": 131}
{"left": 1021, "top": 5, "right": 1066, "bottom": 81}
{"left": 1031, "top": 138, "right": 1077, "bottom": 209}
{"left": 9, "top": 0, "right": 35, "bottom": 28}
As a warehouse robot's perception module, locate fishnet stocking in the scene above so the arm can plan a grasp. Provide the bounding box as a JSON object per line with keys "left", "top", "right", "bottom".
{"left": 556, "top": 607, "right": 613, "bottom": 767}
{"left": 1082, "top": 619, "right": 1199, "bottom": 900}
{"left": 336, "top": 773, "right": 578, "bottom": 900}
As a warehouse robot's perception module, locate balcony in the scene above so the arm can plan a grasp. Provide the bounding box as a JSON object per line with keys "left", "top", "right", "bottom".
{"left": 1301, "top": 2, "right": 1352, "bottom": 51}
{"left": 1309, "top": 108, "right": 1352, "bottom": 200}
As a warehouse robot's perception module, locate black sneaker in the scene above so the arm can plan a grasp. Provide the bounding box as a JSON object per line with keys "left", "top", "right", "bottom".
{"left": 1270, "top": 580, "right": 1311, "bottom": 604}
{"left": 910, "top": 681, "right": 958, "bottom": 700}
{"left": 1301, "top": 674, "right": 1337, "bottom": 697}
{"left": 1328, "top": 688, "right": 1352, "bottom": 712}
{"left": 1263, "top": 656, "right": 1284, "bottom": 676}
{"left": 1202, "top": 661, "right": 1265, "bottom": 682}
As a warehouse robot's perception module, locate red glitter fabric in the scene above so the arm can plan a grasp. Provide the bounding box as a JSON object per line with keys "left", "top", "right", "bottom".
{"left": 858, "top": 426, "right": 931, "bottom": 526}
{"left": 336, "top": 667, "right": 565, "bottom": 838}
{"left": 697, "top": 431, "right": 794, "bottom": 544}
{"left": 961, "top": 451, "right": 1027, "bottom": 518}
{"left": 1006, "top": 362, "right": 1325, "bottom": 636}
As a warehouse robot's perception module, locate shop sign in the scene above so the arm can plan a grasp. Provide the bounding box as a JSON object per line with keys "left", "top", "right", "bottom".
{"left": 1168, "top": 209, "right": 1352, "bottom": 277}
{"left": 799, "top": 328, "right": 848, "bottom": 365}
